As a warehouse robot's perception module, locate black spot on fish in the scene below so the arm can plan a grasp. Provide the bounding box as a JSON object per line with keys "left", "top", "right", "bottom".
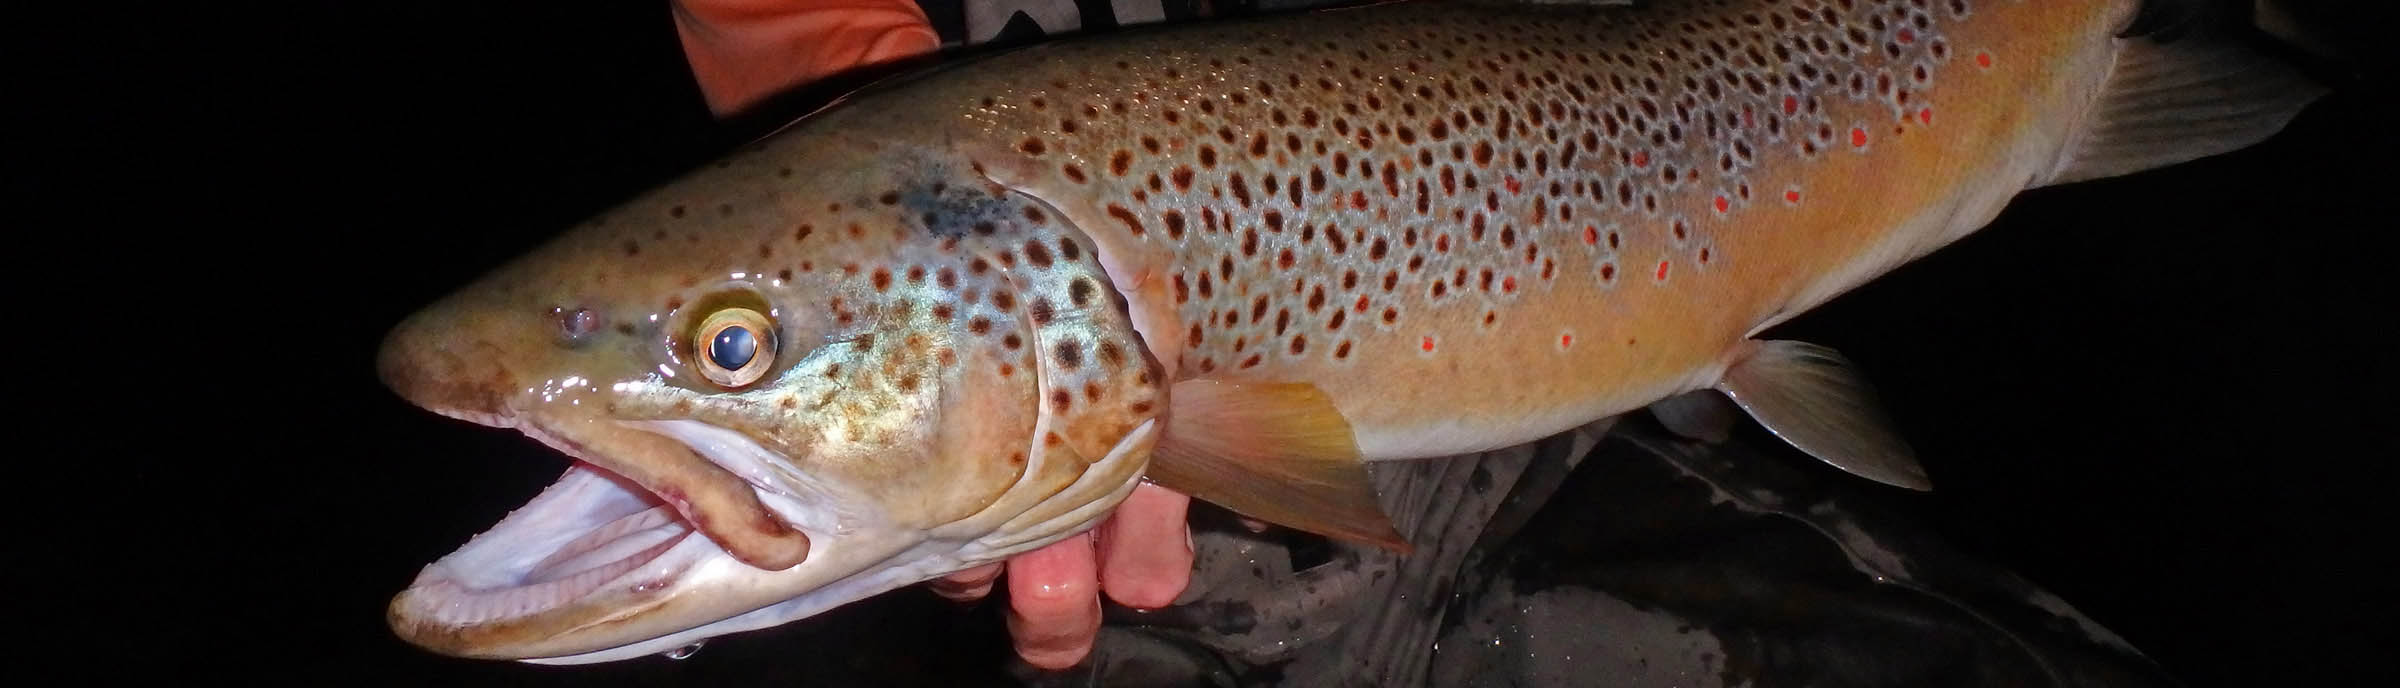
{"left": 899, "top": 170, "right": 1019, "bottom": 239}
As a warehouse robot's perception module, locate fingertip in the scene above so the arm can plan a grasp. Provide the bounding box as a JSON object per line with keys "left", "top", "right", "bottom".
{"left": 928, "top": 580, "right": 995, "bottom": 602}
{"left": 941, "top": 563, "right": 1003, "bottom": 585}
{"left": 1004, "top": 536, "right": 1102, "bottom": 670}
{"left": 1014, "top": 632, "right": 1094, "bottom": 670}
{"left": 927, "top": 563, "right": 1003, "bottom": 602}
{"left": 1007, "top": 533, "right": 1099, "bottom": 611}
{"left": 1098, "top": 485, "right": 1195, "bottom": 609}
{"left": 1101, "top": 562, "right": 1190, "bottom": 609}
{"left": 1010, "top": 592, "right": 1099, "bottom": 670}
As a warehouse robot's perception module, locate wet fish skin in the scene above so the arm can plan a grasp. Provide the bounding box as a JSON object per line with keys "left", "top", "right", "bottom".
{"left": 379, "top": 136, "right": 1167, "bottom": 659}
{"left": 819, "top": 0, "right": 2019, "bottom": 459}
{"left": 377, "top": 0, "right": 2320, "bottom": 664}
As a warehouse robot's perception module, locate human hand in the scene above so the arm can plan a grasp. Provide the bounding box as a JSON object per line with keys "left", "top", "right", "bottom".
{"left": 927, "top": 483, "right": 1194, "bottom": 669}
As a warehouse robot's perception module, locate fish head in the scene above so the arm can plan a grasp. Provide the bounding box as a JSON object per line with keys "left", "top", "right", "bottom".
{"left": 376, "top": 133, "right": 1164, "bottom": 663}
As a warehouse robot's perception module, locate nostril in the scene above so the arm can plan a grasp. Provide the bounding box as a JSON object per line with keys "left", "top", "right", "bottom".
{"left": 557, "top": 307, "right": 601, "bottom": 342}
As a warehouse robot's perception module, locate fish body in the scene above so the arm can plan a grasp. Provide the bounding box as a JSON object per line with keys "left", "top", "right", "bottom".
{"left": 896, "top": 0, "right": 2132, "bottom": 460}
{"left": 376, "top": 0, "right": 2320, "bottom": 665}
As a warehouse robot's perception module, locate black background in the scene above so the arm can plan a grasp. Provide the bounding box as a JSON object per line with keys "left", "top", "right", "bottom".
{"left": 66, "top": 1, "right": 2393, "bottom": 685}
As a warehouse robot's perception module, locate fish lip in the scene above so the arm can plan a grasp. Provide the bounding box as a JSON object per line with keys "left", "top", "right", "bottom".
{"left": 387, "top": 460, "right": 721, "bottom": 658}
{"left": 386, "top": 410, "right": 857, "bottom": 661}
{"left": 386, "top": 407, "right": 804, "bottom": 658}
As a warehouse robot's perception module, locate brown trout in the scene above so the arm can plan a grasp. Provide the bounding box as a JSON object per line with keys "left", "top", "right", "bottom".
{"left": 376, "top": 0, "right": 2322, "bottom": 664}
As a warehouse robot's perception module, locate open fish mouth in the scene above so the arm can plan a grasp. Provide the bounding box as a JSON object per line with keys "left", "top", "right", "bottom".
{"left": 392, "top": 461, "right": 701, "bottom": 631}
{"left": 377, "top": 331, "right": 1163, "bottom": 663}
{"left": 382, "top": 404, "right": 837, "bottom": 662}
{"left": 383, "top": 406, "right": 767, "bottom": 659}
{"left": 384, "top": 408, "right": 944, "bottom": 664}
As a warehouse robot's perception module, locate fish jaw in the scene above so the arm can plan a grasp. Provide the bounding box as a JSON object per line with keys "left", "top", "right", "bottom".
{"left": 371, "top": 370, "right": 918, "bottom": 660}
{"left": 378, "top": 405, "right": 1157, "bottom": 663}
{"left": 512, "top": 416, "right": 1160, "bottom": 665}
{"left": 376, "top": 131, "right": 1169, "bottom": 661}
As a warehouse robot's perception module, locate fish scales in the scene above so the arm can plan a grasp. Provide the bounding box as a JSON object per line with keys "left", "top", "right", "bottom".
{"left": 772, "top": 0, "right": 2126, "bottom": 459}
{"left": 378, "top": 0, "right": 2321, "bottom": 663}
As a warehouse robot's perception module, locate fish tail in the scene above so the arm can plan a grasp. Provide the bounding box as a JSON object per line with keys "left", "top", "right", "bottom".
{"left": 2040, "top": 0, "right": 2329, "bottom": 187}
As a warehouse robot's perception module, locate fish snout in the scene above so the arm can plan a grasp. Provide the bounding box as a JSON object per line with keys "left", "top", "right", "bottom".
{"left": 377, "top": 315, "right": 518, "bottom": 422}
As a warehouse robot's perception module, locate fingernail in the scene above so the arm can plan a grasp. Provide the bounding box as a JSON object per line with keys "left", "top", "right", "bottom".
{"left": 1019, "top": 642, "right": 1092, "bottom": 670}
{"left": 937, "top": 582, "right": 993, "bottom": 601}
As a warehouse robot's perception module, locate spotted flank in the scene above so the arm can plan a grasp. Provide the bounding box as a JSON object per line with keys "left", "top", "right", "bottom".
{"left": 376, "top": 0, "right": 2323, "bottom": 666}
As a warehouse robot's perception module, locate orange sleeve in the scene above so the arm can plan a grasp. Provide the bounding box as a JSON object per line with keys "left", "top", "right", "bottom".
{"left": 673, "top": 0, "right": 942, "bottom": 117}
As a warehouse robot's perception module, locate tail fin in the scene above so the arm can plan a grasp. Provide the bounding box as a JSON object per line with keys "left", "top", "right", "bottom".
{"left": 2041, "top": 1, "right": 2328, "bottom": 186}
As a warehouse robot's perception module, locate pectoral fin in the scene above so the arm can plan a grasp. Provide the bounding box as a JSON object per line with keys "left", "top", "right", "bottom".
{"left": 1145, "top": 379, "right": 1410, "bottom": 552}
{"left": 1714, "top": 340, "right": 1931, "bottom": 491}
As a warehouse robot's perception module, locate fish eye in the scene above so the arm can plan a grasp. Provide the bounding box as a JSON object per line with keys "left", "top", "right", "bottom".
{"left": 693, "top": 308, "right": 777, "bottom": 388}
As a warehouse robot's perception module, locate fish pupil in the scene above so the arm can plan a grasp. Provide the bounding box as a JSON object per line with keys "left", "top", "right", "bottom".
{"left": 710, "top": 327, "right": 756, "bottom": 369}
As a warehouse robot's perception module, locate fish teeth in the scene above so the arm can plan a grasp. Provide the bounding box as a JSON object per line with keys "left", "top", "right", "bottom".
{"left": 416, "top": 532, "right": 685, "bottom": 627}
{"left": 527, "top": 509, "right": 686, "bottom": 585}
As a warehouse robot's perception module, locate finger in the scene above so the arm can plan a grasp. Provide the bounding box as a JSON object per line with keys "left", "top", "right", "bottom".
{"left": 1004, "top": 532, "right": 1101, "bottom": 670}
{"left": 1096, "top": 484, "right": 1193, "bottom": 609}
{"left": 927, "top": 563, "right": 1003, "bottom": 602}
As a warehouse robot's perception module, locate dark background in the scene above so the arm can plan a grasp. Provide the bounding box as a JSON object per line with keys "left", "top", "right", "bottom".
{"left": 66, "top": 1, "right": 2391, "bottom": 685}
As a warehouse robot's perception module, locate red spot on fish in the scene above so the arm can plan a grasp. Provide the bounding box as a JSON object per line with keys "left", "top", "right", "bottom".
{"left": 1560, "top": 333, "right": 1573, "bottom": 348}
{"left": 1420, "top": 336, "right": 1436, "bottom": 353}
{"left": 1851, "top": 128, "right": 1868, "bottom": 148}
{"left": 1655, "top": 260, "right": 1670, "bottom": 281}
{"left": 1583, "top": 226, "right": 1599, "bottom": 245}
{"left": 1783, "top": 96, "right": 1798, "bottom": 115}
{"left": 1919, "top": 108, "right": 1934, "bottom": 125}
{"left": 1501, "top": 276, "right": 1517, "bottom": 293}
{"left": 1713, "top": 196, "right": 1730, "bottom": 214}
{"left": 1976, "top": 52, "right": 1994, "bottom": 69}
{"left": 1785, "top": 189, "right": 1802, "bottom": 204}
{"left": 1632, "top": 151, "right": 1650, "bottom": 168}
{"left": 1505, "top": 176, "right": 1522, "bottom": 194}
{"left": 1897, "top": 28, "right": 1916, "bottom": 44}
